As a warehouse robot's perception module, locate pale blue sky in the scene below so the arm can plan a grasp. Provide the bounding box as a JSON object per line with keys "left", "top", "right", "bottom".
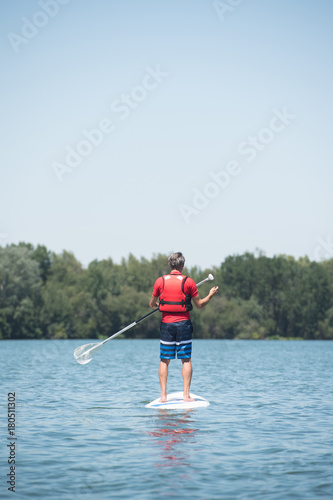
{"left": 1, "top": 0, "right": 333, "bottom": 269}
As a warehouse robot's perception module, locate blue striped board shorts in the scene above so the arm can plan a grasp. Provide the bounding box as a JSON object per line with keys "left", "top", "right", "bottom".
{"left": 160, "top": 319, "right": 193, "bottom": 360}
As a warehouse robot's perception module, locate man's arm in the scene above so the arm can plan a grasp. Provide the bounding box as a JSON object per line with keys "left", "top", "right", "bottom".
{"left": 149, "top": 277, "right": 162, "bottom": 308}
{"left": 149, "top": 294, "right": 159, "bottom": 308}
{"left": 192, "top": 286, "right": 219, "bottom": 309}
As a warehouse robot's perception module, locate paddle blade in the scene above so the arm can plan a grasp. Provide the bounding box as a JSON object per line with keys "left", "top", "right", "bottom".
{"left": 73, "top": 342, "right": 103, "bottom": 365}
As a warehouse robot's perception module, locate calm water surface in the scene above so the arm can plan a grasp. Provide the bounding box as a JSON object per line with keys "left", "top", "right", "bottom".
{"left": 1, "top": 339, "right": 333, "bottom": 499}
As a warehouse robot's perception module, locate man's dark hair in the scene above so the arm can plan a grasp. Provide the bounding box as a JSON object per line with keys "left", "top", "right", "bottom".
{"left": 168, "top": 252, "right": 185, "bottom": 271}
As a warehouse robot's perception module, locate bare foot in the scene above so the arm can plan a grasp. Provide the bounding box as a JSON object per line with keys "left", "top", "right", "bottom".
{"left": 160, "top": 395, "right": 167, "bottom": 403}
{"left": 183, "top": 395, "right": 195, "bottom": 402}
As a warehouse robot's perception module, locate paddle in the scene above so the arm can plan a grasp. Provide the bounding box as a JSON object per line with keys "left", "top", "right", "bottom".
{"left": 73, "top": 273, "right": 214, "bottom": 365}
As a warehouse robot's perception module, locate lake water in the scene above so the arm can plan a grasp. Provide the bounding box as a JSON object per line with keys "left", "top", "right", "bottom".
{"left": 1, "top": 339, "right": 333, "bottom": 499}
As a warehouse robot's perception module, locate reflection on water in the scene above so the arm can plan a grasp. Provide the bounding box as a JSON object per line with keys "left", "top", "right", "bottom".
{"left": 148, "top": 410, "right": 198, "bottom": 467}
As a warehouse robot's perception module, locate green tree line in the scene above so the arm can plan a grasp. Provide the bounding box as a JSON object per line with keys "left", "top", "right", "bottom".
{"left": 1, "top": 243, "right": 333, "bottom": 340}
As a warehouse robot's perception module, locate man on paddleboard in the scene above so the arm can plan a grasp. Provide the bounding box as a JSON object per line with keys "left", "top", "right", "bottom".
{"left": 149, "top": 252, "right": 218, "bottom": 403}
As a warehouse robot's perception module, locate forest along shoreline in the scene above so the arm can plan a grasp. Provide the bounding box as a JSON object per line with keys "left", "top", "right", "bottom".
{"left": 0, "top": 243, "right": 332, "bottom": 341}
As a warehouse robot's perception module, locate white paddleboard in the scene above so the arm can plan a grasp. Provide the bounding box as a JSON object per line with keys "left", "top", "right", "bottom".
{"left": 145, "top": 391, "right": 210, "bottom": 409}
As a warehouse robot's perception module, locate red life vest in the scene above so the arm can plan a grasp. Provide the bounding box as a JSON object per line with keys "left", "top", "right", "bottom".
{"left": 159, "top": 274, "right": 193, "bottom": 313}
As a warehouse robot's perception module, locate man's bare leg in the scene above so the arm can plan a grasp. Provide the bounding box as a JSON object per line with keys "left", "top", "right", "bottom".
{"left": 182, "top": 359, "right": 195, "bottom": 402}
{"left": 159, "top": 359, "right": 170, "bottom": 402}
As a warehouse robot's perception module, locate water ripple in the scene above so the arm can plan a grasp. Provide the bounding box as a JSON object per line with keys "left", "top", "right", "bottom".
{"left": 1, "top": 339, "right": 333, "bottom": 499}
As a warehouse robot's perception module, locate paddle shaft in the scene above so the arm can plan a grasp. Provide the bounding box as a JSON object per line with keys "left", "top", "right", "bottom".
{"left": 101, "top": 274, "right": 213, "bottom": 345}
{"left": 101, "top": 308, "right": 158, "bottom": 344}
